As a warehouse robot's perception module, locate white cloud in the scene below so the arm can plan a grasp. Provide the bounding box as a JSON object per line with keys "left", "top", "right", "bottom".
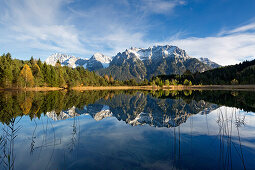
{"left": 140, "top": 0, "right": 186, "bottom": 14}
{"left": 0, "top": 0, "right": 254, "bottom": 66}
{"left": 221, "top": 23, "right": 255, "bottom": 35}
{"left": 0, "top": 0, "right": 90, "bottom": 59}
{"left": 0, "top": 0, "right": 187, "bottom": 60}
{"left": 161, "top": 23, "right": 255, "bottom": 65}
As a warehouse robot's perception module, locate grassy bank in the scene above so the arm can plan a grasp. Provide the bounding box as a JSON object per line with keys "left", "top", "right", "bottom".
{"left": 162, "top": 85, "right": 255, "bottom": 91}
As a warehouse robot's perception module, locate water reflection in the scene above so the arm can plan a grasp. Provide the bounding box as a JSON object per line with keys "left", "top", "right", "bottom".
{"left": 0, "top": 90, "right": 254, "bottom": 169}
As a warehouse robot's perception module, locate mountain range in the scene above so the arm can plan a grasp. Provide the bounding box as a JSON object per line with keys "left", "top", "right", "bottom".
{"left": 45, "top": 45, "right": 220, "bottom": 81}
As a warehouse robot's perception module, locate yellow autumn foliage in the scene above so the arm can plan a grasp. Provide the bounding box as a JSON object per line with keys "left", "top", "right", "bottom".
{"left": 19, "top": 64, "right": 34, "bottom": 87}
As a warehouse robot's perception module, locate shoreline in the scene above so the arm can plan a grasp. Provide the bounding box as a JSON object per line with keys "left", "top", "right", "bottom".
{"left": 0, "top": 87, "right": 64, "bottom": 91}
{"left": 0, "top": 85, "right": 255, "bottom": 91}
{"left": 72, "top": 85, "right": 255, "bottom": 91}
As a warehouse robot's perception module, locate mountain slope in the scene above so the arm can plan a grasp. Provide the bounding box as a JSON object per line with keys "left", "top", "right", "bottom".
{"left": 194, "top": 59, "right": 255, "bottom": 84}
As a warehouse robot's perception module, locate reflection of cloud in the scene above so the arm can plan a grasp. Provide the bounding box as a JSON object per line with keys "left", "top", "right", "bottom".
{"left": 7, "top": 105, "right": 255, "bottom": 169}
{"left": 181, "top": 106, "right": 255, "bottom": 141}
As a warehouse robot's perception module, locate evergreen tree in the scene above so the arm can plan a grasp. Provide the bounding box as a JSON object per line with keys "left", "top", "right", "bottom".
{"left": 37, "top": 59, "right": 43, "bottom": 68}
{"left": 0, "top": 55, "right": 13, "bottom": 87}
{"left": 32, "top": 63, "right": 44, "bottom": 87}
{"left": 56, "top": 63, "right": 66, "bottom": 87}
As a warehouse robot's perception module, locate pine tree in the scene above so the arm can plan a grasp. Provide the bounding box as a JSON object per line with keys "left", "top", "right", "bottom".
{"left": 37, "top": 58, "right": 43, "bottom": 68}
{"left": 49, "top": 66, "right": 57, "bottom": 87}
{"left": 12, "top": 62, "right": 21, "bottom": 87}
{"left": 32, "top": 63, "right": 44, "bottom": 87}
{"left": 56, "top": 63, "right": 66, "bottom": 88}
{"left": 0, "top": 55, "right": 13, "bottom": 87}
{"left": 42, "top": 63, "right": 51, "bottom": 86}
{"left": 73, "top": 69, "right": 81, "bottom": 86}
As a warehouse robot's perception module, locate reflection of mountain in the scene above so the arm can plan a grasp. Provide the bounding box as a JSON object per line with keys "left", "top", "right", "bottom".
{"left": 97, "top": 93, "right": 219, "bottom": 127}
{"left": 46, "top": 93, "right": 218, "bottom": 127}
{"left": 46, "top": 106, "right": 80, "bottom": 121}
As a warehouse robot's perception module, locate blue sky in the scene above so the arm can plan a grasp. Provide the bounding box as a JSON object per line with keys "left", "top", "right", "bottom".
{"left": 0, "top": 0, "right": 255, "bottom": 65}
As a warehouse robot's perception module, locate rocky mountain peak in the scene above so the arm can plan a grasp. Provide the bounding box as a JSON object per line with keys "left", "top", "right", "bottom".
{"left": 45, "top": 53, "right": 88, "bottom": 68}
{"left": 90, "top": 53, "right": 112, "bottom": 65}
{"left": 198, "top": 57, "right": 221, "bottom": 69}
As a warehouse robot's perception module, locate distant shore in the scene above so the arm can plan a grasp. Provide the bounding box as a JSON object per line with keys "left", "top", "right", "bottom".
{"left": 0, "top": 85, "right": 255, "bottom": 91}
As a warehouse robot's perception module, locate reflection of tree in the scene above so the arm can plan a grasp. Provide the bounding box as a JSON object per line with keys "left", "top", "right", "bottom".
{"left": 216, "top": 108, "right": 246, "bottom": 170}
{"left": 1, "top": 90, "right": 254, "bottom": 126}
{"left": 20, "top": 97, "right": 33, "bottom": 115}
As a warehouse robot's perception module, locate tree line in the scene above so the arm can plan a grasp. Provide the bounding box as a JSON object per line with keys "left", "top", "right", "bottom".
{"left": 0, "top": 53, "right": 143, "bottom": 88}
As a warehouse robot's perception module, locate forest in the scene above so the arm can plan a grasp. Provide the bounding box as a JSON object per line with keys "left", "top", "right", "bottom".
{"left": 151, "top": 59, "right": 255, "bottom": 86}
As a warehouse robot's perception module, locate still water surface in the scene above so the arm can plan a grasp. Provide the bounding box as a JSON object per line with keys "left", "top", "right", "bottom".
{"left": 0, "top": 90, "right": 254, "bottom": 170}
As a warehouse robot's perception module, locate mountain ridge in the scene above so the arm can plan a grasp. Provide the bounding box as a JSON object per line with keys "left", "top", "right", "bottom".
{"left": 45, "top": 45, "right": 221, "bottom": 81}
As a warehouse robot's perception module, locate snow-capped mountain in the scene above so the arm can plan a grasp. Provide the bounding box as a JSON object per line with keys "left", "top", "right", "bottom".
{"left": 100, "top": 45, "right": 214, "bottom": 81}
{"left": 45, "top": 53, "right": 88, "bottom": 68}
{"left": 45, "top": 52, "right": 112, "bottom": 71}
{"left": 121, "top": 45, "right": 190, "bottom": 61}
{"left": 86, "top": 53, "right": 112, "bottom": 71}
{"left": 198, "top": 57, "right": 221, "bottom": 69}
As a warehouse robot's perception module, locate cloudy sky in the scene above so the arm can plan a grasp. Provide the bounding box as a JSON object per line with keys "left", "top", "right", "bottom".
{"left": 0, "top": 0, "right": 254, "bottom": 65}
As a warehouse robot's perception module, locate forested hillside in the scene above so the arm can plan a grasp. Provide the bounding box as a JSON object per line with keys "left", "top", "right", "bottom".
{"left": 195, "top": 59, "right": 255, "bottom": 84}
{"left": 152, "top": 59, "right": 255, "bottom": 85}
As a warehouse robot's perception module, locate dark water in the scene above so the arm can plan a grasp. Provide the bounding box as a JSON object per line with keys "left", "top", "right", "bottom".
{"left": 0, "top": 90, "right": 255, "bottom": 170}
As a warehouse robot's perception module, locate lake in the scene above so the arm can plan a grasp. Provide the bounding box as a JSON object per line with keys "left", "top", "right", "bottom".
{"left": 0, "top": 90, "right": 255, "bottom": 170}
